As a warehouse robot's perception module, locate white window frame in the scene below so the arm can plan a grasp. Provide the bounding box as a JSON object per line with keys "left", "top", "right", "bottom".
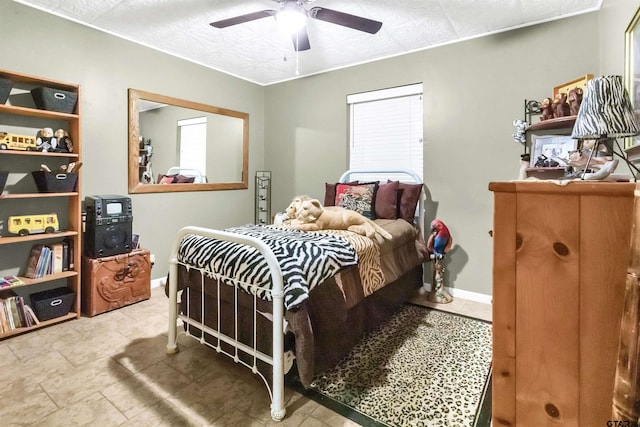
{"left": 177, "top": 116, "right": 207, "bottom": 176}
{"left": 347, "top": 83, "right": 423, "bottom": 182}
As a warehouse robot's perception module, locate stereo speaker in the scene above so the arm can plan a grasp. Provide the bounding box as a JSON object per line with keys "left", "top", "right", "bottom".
{"left": 85, "top": 222, "right": 132, "bottom": 258}
{"left": 84, "top": 195, "right": 133, "bottom": 258}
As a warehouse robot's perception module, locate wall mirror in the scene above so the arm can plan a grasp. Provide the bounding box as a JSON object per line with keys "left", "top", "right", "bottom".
{"left": 128, "top": 88, "right": 249, "bottom": 193}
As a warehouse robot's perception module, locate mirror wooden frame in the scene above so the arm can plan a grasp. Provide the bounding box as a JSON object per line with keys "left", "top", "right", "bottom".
{"left": 128, "top": 88, "right": 249, "bottom": 193}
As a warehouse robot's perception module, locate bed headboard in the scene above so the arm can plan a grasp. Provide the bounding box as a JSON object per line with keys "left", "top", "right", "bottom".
{"left": 338, "top": 169, "right": 425, "bottom": 237}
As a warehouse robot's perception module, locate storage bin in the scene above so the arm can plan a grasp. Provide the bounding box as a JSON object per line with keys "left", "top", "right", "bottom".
{"left": 81, "top": 249, "right": 151, "bottom": 316}
{"left": 0, "top": 77, "right": 12, "bottom": 104}
{"left": 31, "top": 287, "right": 75, "bottom": 321}
{"left": 30, "top": 87, "right": 77, "bottom": 113}
{"left": 31, "top": 171, "right": 78, "bottom": 193}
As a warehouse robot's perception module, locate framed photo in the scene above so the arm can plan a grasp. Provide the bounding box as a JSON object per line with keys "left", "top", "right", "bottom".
{"left": 625, "top": 5, "right": 640, "bottom": 148}
{"left": 530, "top": 135, "right": 577, "bottom": 167}
{"left": 131, "top": 233, "right": 140, "bottom": 249}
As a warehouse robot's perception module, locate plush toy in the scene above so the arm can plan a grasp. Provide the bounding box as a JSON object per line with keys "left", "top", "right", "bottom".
{"left": 36, "top": 127, "right": 56, "bottom": 152}
{"left": 53, "top": 129, "right": 73, "bottom": 153}
{"left": 287, "top": 197, "right": 392, "bottom": 240}
{"left": 284, "top": 195, "right": 344, "bottom": 222}
{"left": 512, "top": 119, "right": 528, "bottom": 144}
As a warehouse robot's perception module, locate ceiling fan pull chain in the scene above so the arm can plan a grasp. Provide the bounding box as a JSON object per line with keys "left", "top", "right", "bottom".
{"left": 295, "top": 32, "right": 300, "bottom": 75}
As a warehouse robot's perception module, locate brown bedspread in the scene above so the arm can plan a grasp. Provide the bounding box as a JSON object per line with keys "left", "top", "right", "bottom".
{"left": 314, "top": 219, "right": 424, "bottom": 306}
{"left": 170, "top": 219, "right": 425, "bottom": 388}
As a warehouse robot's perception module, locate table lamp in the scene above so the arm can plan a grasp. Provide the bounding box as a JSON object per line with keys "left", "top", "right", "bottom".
{"left": 571, "top": 75, "right": 640, "bottom": 180}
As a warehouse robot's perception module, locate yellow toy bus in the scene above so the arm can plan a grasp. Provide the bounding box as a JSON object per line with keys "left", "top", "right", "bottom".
{"left": 8, "top": 213, "right": 59, "bottom": 236}
{"left": 0, "top": 132, "right": 38, "bottom": 151}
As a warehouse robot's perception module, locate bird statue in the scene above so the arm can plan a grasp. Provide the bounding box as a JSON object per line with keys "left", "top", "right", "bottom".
{"left": 427, "top": 219, "right": 452, "bottom": 260}
{"left": 425, "top": 219, "right": 453, "bottom": 303}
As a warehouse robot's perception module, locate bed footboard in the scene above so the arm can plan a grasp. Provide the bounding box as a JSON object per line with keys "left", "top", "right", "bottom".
{"left": 166, "top": 226, "right": 287, "bottom": 422}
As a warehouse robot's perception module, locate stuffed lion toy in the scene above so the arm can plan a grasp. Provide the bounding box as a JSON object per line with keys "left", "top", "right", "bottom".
{"left": 288, "top": 197, "right": 392, "bottom": 240}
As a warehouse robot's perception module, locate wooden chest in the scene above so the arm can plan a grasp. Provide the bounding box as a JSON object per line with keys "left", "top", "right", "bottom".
{"left": 489, "top": 181, "right": 634, "bottom": 426}
{"left": 81, "top": 249, "right": 151, "bottom": 317}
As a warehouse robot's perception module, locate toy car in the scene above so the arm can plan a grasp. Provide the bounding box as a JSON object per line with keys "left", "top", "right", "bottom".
{"left": 0, "top": 132, "right": 37, "bottom": 151}
{"left": 8, "top": 213, "right": 59, "bottom": 236}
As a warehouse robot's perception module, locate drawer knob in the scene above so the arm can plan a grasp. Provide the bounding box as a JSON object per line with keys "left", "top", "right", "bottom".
{"left": 553, "top": 242, "right": 570, "bottom": 256}
{"left": 545, "top": 402, "right": 560, "bottom": 418}
{"left": 515, "top": 233, "right": 523, "bottom": 250}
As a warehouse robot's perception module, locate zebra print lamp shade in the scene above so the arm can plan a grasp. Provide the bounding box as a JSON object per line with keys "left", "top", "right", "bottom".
{"left": 571, "top": 75, "right": 640, "bottom": 139}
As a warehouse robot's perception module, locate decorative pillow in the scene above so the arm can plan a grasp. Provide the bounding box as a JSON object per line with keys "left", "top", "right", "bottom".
{"left": 158, "top": 174, "right": 176, "bottom": 184}
{"left": 375, "top": 180, "right": 399, "bottom": 219}
{"left": 335, "top": 182, "right": 378, "bottom": 219}
{"left": 175, "top": 174, "right": 196, "bottom": 183}
{"left": 324, "top": 181, "right": 357, "bottom": 206}
{"left": 394, "top": 181, "right": 423, "bottom": 223}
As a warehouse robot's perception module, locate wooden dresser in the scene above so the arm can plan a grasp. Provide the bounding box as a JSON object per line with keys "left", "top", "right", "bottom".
{"left": 489, "top": 181, "right": 635, "bottom": 426}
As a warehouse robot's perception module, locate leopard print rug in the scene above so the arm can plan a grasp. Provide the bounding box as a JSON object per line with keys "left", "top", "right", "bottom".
{"left": 309, "top": 305, "right": 492, "bottom": 426}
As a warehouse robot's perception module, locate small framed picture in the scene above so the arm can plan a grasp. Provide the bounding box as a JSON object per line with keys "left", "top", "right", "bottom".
{"left": 131, "top": 234, "right": 140, "bottom": 250}
{"left": 530, "top": 135, "right": 577, "bottom": 167}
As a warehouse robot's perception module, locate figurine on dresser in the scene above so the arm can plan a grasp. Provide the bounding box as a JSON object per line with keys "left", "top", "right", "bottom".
{"left": 540, "top": 97, "right": 555, "bottom": 121}
{"left": 568, "top": 88, "right": 583, "bottom": 116}
{"left": 553, "top": 93, "right": 571, "bottom": 117}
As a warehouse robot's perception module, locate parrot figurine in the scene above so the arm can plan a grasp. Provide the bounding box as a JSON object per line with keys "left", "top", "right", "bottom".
{"left": 425, "top": 219, "right": 453, "bottom": 304}
{"left": 427, "top": 219, "right": 452, "bottom": 260}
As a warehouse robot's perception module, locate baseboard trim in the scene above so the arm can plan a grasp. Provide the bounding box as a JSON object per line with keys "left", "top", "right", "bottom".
{"left": 422, "top": 283, "right": 492, "bottom": 305}
{"left": 151, "top": 277, "right": 166, "bottom": 289}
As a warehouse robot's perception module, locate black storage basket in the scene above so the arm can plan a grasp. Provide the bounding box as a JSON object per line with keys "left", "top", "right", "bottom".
{"left": 0, "top": 77, "right": 12, "bottom": 104}
{"left": 30, "top": 87, "right": 77, "bottom": 113}
{"left": 0, "top": 171, "right": 7, "bottom": 194}
{"left": 32, "top": 171, "right": 78, "bottom": 193}
{"left": 31, "top": 287, "right": 75, "bottom": 321}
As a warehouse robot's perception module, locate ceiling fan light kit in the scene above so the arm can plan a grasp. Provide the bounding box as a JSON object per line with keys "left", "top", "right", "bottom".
{"left": 210, "top": 0, "right": 382, "bottom": 52}
{"left": 275, "top": 4, "right": 307, "bottom": 34}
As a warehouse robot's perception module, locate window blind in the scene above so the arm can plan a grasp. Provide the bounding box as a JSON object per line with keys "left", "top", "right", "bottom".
{"left": 178, "top": 116, "right": 207, "bottom": 175}
{"left": 348, "top": 83, "right": 423, "bottom": 181}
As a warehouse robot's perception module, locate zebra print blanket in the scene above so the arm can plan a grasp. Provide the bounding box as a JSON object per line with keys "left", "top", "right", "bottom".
{"left": 177, "top": 224, "right": 358, "bottom": 310}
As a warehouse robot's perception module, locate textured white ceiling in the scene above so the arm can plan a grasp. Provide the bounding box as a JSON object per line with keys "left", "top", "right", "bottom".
{"left": 14, "top": 0, "right": 602, "bottom": 86}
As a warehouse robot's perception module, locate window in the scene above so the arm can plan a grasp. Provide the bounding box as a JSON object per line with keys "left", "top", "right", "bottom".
{"left": 177, "top": 117, "right": 207, "bottom": 176}
{"left": 347, "top": 83, "right": 423, "bottom": 181}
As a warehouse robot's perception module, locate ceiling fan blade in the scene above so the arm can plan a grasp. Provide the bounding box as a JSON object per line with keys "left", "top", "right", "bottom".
{"left": 308, "top": 7, "right": 382, "bottom": 34}
{"left": 210, "top": 10, "right": 275, "bottom": 28}
{"left": 291, "top": 28, "right": 311, "bottom": 51}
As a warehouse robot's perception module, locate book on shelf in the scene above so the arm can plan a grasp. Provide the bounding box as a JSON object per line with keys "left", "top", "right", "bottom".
{"left": 48, "top": 242, "right": 64, "bottom": 274}
{"left": 64, "top": 237, "right": 74, "bottom": 270}
{"left": 23, "top": 304, "right": 39, "bottom": 326}
{"left": 25, "top": 244, "right": 45, "bottom": 279}
{"left": 34, "top": 246, "right": 51, "bottom": 278}
{"left": 3, "top": 299, "right": 15, "bottom": 330}
{"left": 0, "top": 296, "right": 38, "bottom": 333}
{"left": 61, "top": 240, "right": 69, "bottom": 272}
{"left": 0, "top": 276, "right": 23, "bottom": 288}
{"left": 0, "top": 301, "right": 8, "bottom": 333}
{"left": 24, "top": 242, "right": 72, "bottom": 279}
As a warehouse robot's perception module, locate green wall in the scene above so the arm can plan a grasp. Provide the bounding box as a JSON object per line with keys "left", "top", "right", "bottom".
{"left": 3, "top": 0, "right": 639, "bottom": 297}
{"left": 263, "top": 6, "right": 630, "bottom": 298}
{"left": 1, "top": 1, "right": 265, "bottom": 279}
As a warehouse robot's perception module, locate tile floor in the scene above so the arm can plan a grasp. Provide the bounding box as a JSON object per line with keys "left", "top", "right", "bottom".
{"left": 0, "top": 286, "right": 491, "bottom": 426}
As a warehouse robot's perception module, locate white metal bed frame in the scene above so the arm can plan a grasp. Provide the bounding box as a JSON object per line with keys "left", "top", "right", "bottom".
{"left": 166, "top": 169, "right": 424, "bottom": 422}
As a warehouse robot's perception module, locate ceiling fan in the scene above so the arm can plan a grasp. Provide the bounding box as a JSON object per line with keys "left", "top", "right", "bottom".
{"left": 209, "top": 0, "right": 383, "bottom": 52}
